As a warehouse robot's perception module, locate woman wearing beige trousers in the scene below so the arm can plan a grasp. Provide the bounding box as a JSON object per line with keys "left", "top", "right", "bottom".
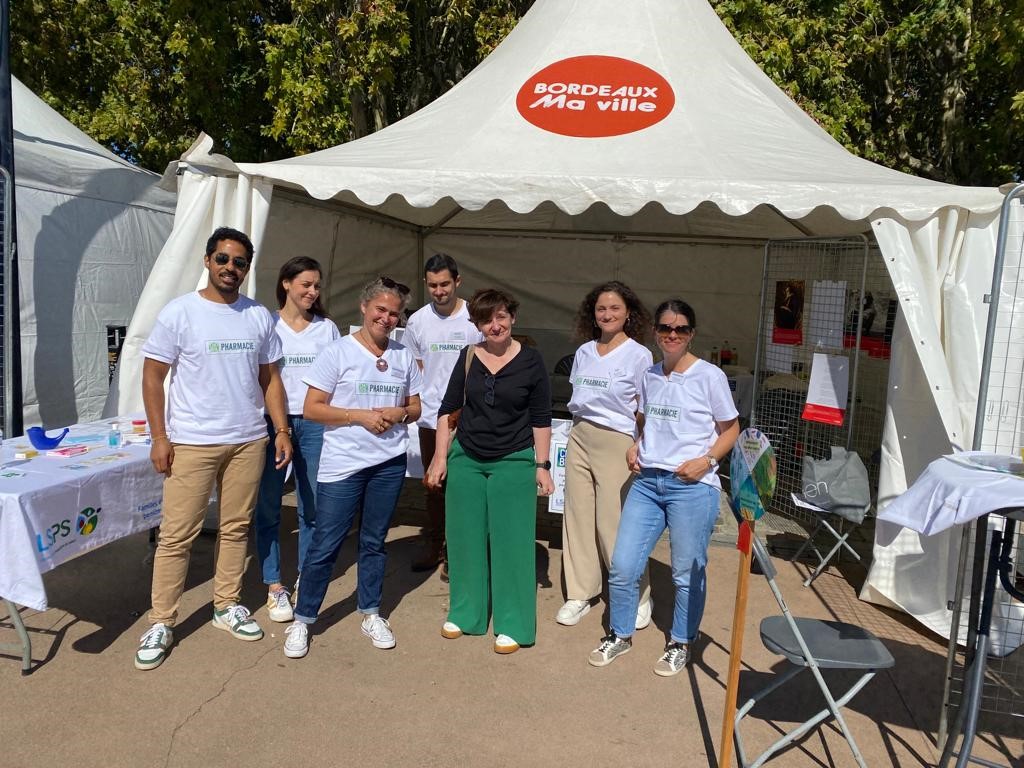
{"left": 557, "top": 281, "right": 654, "bottom": 629}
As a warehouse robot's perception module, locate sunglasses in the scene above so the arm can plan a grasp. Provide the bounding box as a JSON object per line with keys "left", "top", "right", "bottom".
{"left": 380, "top": 276, "right": 411, "bottom": 295}
{"left": 655, "top": 323, "right": 694, "bottom": 336}
{"left": 212, "top": 252, "right": 250, "bottom": 270}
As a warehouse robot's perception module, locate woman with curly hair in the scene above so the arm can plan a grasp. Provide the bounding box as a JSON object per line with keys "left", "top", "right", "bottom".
{"left": 556, "top": 281, "right": 654, "bottom": 630}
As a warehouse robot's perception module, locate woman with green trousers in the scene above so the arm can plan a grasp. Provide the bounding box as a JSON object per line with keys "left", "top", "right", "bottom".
{"left": 425, "top": 288, "right": 554, "bottom": 653}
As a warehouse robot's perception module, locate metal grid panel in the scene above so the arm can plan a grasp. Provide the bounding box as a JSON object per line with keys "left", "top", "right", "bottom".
{"left": 750, "top": 237, "right": 892, "bottom": 530}
{"left": 944, "top": 189, "right": 1024, "bottom": 725}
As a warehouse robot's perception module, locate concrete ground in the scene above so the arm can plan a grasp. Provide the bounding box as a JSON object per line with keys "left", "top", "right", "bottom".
{"left": 2, "top": 482, "right": 1022, "bottom": 768}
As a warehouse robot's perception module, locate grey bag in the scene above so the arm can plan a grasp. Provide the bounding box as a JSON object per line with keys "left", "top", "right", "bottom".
{"left": 801, "top": 446, "right": 870, "bottom": 524}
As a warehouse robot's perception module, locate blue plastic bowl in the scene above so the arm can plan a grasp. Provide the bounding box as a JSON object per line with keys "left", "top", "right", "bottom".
{"left": 26, "top": 426, "right": 70, "bottom": 450}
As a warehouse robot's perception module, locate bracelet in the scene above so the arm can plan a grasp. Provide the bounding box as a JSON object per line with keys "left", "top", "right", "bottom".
{"left": 344, "top": 408, "right": 350, "bottom": 425}
{"left": 275, "top": 426, "right": 292, "bottom": 437}
{"left": 151, "top": 434, "right": 169, "bottom": 442}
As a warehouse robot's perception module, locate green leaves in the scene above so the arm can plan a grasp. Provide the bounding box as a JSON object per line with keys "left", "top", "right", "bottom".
{"left": 12, "top": 0, "right": 1022, "bottom": 184}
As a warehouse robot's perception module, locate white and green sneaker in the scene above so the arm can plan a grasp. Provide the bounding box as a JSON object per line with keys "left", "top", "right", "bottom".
{"left": 212, "top": 604, "right": 264, "bottom": 641}
{"left": 134, "top": 623, "right": 173, "bottom": 670}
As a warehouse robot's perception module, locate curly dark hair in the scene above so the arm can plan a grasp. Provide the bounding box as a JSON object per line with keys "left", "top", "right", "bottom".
{"left": 572, "top": 281, "right": 651, "bottom": 343}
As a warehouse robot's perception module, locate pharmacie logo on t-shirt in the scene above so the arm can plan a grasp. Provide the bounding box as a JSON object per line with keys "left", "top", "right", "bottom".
{"left": 573, "top": 375, "right": 610, "bottom": 390}
{"left": 645, "top": 403, "right": 680, "bottom": 421}
{"left": 283, "top": 354, "right": 317, "bottom": 367}
{"left": 516, "top": 55, "right": 675, "bottom": 138}
{"left": 357, "top": 381, "right": 404, "bottom": 396}
{"left": 206, "top": 340, "right": 257, "bottom": 354}
{"left": 428, "top": 341, "right": 467, "bottom": 353}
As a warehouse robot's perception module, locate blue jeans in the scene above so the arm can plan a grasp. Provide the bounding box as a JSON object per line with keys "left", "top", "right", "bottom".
{"left": 254, "top": 415, "right": 323, "bottom": 585}
{"left": 608, "top": 469, "right": 721, "bottom": 643}
{"left": 294, "top": 453, "right": 407, "bottom": 623}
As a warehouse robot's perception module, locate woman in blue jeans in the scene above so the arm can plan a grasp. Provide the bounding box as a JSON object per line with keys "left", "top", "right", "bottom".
{"left": 282, "top": 277, "right": 422, "bottom": 659}
{"left": 588, "top": 298, "right": 738, "bottom": 676}
{"left": 254, "top": 257, "right": 340, "bottom": 623}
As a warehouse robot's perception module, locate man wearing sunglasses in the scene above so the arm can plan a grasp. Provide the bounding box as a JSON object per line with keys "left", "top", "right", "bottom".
{"left": 134, "top": 227, "right": 292, "bottom": 671}
{"left": 402, "top": 254, "right": 483, "bottom": 577}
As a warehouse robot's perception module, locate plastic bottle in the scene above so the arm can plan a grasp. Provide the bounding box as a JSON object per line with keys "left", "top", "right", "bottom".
{"left": 108, "top": 422, "right": 123, "bottom": 448}
{"left": 710, "top": 346, "right": 719, "bottom": 365}
{"left": 720, "top": 341, "right": 732, "bottom": 366}
{"left": 731, "top": 344, "right": 739, "bottom": 366}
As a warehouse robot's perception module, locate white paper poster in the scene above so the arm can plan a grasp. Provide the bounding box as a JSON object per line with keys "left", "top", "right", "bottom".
{"left": 807, "top": 280, "right": 847, "bottom": 349}
{"left": 801, "top": 353, "right": 849, "bottom": 426}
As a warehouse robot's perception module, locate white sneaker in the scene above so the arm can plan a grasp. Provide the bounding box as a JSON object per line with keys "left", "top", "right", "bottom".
{"left": 266, "top": 588, "right": 294, "bottom": 623}
{"left": 441, "top": 621, "right": 463, "bottom": 639}
{"left": 283, "top": 621, "right": 309, "bottom": 659}
{"left": 361, "top": 614, "right": 396, "bottom": 649}
{"left": 134, "top": 623, "right": 173, "bottom": 670}
{"left": 212, "top": 604, "right": 264, "bottom": 641}
{"left": 494, "top": 634, "right": 520, "bottom": 654}
{"left": 635, "top": 599, "right": 653, "bottom": 631}
{"left": 555, "top": 599, "right": 591, "bottom": 626}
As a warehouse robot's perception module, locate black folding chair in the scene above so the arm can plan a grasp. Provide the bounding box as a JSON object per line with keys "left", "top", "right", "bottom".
{"left": 733, "top": 537, "right": 894, "bottom": 768}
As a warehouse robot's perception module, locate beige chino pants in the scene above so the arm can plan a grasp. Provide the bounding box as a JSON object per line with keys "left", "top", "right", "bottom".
{"left": 148, "top": 439, "right": 267, "bottom": 626}
{"left": 561, "top": 419, "right": 651, "bottom": 605}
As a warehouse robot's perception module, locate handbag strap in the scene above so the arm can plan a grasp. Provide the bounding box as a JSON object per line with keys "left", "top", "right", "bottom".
{"left": 462, "top": 345, "right": 475, "bottom": 407}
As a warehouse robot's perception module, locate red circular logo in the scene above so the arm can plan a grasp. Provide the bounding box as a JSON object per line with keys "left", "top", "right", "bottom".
{"left": 516, "top": 55, "right": 675, "bottom": 138}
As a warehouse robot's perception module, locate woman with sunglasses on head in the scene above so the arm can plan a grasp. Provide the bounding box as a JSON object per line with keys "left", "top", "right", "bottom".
{"left": 557, "top": 281, "right": 654, "bottom": 630}
{"left": 588, "top": 299, "right": 738, "bottom": 676}
{"left": 425, "top": 288, "right": 553, "bottom": 654}
{"left": 281, "top": 276, "right": 422, "bottom": 659}
{"left": 254, "top": 257, "right": 340, "bottom": 624}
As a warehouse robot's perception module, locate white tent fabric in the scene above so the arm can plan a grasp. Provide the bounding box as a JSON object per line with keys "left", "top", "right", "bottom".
{"left": 13, "top": 76, "right": 175, "bottom": 428}
{"left": 112, "top": 0, "right": 1006, "bottom": 645}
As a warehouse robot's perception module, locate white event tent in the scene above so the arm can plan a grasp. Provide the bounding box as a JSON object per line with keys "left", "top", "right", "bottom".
{"left": 14, "top": 76, "right": 175, "bottom": 428}
{"left": 110, "top": 0, "right": 1006, "bottom": 641}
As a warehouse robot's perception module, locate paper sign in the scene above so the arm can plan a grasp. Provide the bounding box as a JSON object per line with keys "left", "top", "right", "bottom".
{"left": 807, "top": 280, "right": 846, "bottom": 348}
{"left": 801, "top": 353, "right": 849, "bottom": 425}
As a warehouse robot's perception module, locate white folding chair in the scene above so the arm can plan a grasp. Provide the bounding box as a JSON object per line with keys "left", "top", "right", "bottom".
{"left": 733, "top": 537, "right": 894, "bottom": 768}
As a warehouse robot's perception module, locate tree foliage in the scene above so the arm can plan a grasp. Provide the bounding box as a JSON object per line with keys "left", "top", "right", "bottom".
{"left": 11, "top": 0, "right": 1023, "bottom": 185}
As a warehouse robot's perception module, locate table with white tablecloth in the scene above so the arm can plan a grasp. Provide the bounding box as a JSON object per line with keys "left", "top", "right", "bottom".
{"left": 0, "top": 420, "right": 164, "bottom": 613}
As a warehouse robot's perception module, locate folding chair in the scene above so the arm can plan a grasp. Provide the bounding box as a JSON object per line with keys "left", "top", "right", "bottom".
{"left": 789, "top": 492, "right": 869, "bottom": 587}
{"left": 733, "top": 537, "right": 894, "bottom": 768}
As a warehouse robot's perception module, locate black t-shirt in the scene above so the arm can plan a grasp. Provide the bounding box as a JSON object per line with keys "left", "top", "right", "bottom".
{"left": 438, "top": 345, "right": 552, "bottom": 461}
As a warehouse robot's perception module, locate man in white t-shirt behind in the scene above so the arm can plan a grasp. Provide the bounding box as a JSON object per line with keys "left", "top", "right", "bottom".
{"left": 402, "top": 254, "right": 483, "bottom": 576}
{"left": 134, "top": 227, "right": 293, "bottom": 671}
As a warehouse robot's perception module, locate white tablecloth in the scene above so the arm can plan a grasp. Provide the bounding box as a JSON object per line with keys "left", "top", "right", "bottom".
{"left": 868, "top": 452, "right": 1024, "bottom": 656}
{"left": 877, "top": 453, "right": 1024, "bottom": 535}
{"left": 0, "top": 419, "right": 164, "bottom": 611}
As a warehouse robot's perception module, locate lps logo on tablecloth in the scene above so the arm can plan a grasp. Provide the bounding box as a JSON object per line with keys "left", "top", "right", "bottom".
{"left": 36, "top": 506, "right": 101, "bottom": 555}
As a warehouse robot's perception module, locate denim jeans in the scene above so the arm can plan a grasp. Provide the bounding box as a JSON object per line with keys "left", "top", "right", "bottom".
{"left": 608, "top": 469, "right": 721, "bottom": 643}
{"left": 294, "top": 453, "right": 407, "bottom": 623}
{"left": 254, "top": 415, "right": 323, "bottom": 585}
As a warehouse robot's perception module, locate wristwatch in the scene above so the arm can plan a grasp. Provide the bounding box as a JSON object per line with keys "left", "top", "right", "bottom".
{"left": 535, "top": 460, "right": 552, "bottom": 470}
{"left": 400, "top": 409, "right": 409, "bottom": 424}
{"left": 705, "top": 454, "right": 719, "bottom": 471}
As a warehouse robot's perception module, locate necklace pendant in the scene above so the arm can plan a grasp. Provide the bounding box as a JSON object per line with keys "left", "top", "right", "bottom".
{"left": 376, "top": 357, "right": 389, "bottom": 372}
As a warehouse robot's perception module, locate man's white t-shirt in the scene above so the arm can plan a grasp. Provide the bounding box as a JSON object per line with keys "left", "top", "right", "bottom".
{"left": 304, "top": 335, "right": 423, "bottom": 482}
{"left": 274, "top": 314, "right": 341, "bottom": 414}
{"left": 402, "top": 300, "right": 483, "bottom": 429}
{"left": 637, "top": 358, "right": 739, "bottom": 490}
{"left": 567, "top": 339, "right": 653, "bottom": 437}
{"left": 142, "top": 292, "right": 283, "bottom": 445}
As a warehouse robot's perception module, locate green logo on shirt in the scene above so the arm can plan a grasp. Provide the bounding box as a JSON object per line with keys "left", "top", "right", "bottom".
{"left": 429, "top": 342, "right": 465, "bottom": 353}
{"left": 283, "top": 354, "right": 316, "bottom": 367}
{"left": 645, "top": 403, "right": 680, "bottom": 421}
{"left": 573, "top": 375, "right": 610, "bottom": 390}
{"left": 357, "top": 381, "right": 403, "bottom": 396}
{"left": 207, "top": 340, "right": 256, "bottom": 354}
